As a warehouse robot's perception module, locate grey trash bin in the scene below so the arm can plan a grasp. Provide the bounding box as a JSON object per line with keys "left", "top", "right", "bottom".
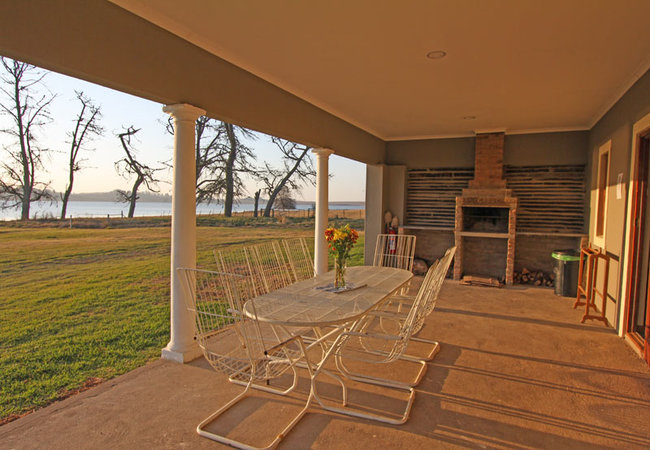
{"left": 551, "top": 250, "right": 581, "bottom": 297}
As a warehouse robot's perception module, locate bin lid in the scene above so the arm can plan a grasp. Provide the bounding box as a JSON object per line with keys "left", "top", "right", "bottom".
{"left": 551, "top": 250, "right": 580, "bottom": 261}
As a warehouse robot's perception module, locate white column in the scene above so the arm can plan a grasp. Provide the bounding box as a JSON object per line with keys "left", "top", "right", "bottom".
{"left": 312, "top": 148, "right": 334, "bottom": 275}
{"left": 161, "top": 103, "right": 205, "bottom": 363}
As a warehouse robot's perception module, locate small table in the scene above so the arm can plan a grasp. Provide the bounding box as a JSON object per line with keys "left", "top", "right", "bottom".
{"left": 243, "top": 265, "right": 413, "bottom": 328}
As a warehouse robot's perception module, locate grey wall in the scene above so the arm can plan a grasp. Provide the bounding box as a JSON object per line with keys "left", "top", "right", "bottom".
{"left": 504, "top": 131, "right": 589, "bottom": 166}
{"left": 386, "top": 131, "right": 588, "bottom": 169}
{"left": 385, "top": 137, "right": 475, "bottom": 168}
{"left": 587, "top": 67, "right": 650, "bottom": 330}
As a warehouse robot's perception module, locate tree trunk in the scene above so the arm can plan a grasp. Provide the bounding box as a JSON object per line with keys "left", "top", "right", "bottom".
{"left": 15, "top": 80, "right": 31, "bottom": 220}
{"left": 21, "top": 186, "right": 30, "bottom": 220}
{"left": 263, "top": 148, "right": 309, "bottom": 217}
{"left": 263, "top": 188, "right": 280, "bottom": 217}
{"left": 223, "top": 124, "right": 237, "bottom": 217}
{"left": 128, "top": 176, "right": 144, "bottom": 218}
{"left": 61, "top": 168, "right": 74, "bottom": 219}
{"left": 253, "top": 189, "right": 260, "bottom": 217}
{"left": 60, "top": 189, "right": 71, "bottom": 220}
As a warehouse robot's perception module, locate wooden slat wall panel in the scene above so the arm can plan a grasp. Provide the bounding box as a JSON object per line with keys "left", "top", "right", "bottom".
{"left": 406, "top": 165, "right": 586, "bottom": 233}
{"left": 505, "top": 165, "right": 586, "bottom": 233}
{"left": 406, "top": 168, "right": 473, "bottom": 228}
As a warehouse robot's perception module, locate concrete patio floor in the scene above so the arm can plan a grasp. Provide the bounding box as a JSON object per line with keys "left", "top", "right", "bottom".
{"left": 2, "top": 280, "right": 650, "bottom": 449}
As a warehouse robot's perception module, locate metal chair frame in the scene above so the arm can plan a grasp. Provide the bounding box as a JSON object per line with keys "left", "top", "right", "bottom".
{"left": 177, "top": 268, "right": 315, "bottom": 450}
{"left": 283, "top": 237, "right": 314, "bottom": 283}
{"left": 373, "top": 233, "right": 417, "bottom": 272}
{"left": 375, "top": 246, "right": 457, "bottom": 362}
{"left": 306, "top": 283, "right": 432, "bottom": 425}
{"left": 249, "top": 241, "right": 294, "bottom": 293}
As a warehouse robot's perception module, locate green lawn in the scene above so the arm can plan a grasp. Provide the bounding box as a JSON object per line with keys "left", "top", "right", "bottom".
{"left": 0, "top": 223, "right": 364, "bottom": 423}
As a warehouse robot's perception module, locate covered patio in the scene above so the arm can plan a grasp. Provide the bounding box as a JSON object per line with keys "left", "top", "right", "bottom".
{"left": 2, "top": 1, "right": 650, "bottom": 446}
{"left": 2, "top": 280, "right": 649, "bottom": 449}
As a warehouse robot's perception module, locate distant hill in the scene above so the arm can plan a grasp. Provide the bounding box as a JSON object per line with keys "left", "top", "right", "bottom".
{"left": 69, "top": 190, "right": 172, "bottom": 203}
{"left": 65, "top": 191, "right": 364, "bottom": 206}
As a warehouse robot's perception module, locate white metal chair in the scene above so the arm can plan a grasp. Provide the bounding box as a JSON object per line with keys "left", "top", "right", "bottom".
{"left": 177, "top": 268, "right": 314, "bottom": 450}
{"left": 214, "top": 246, "right": 266, "bottom": 297}
{"left": 374, "top": 246, "right": 456, "bottom": 362}
{"left": 283, "top": 237, "right": 314, "bottom": 283}
{"left": 373, "top": 233, "right": 417, "bottom": 272}
{"left": 249, "top": 241, "right": 294, "bottom": 292}
{"left": 307, "top": 284, "right": 432, "bottom": 425}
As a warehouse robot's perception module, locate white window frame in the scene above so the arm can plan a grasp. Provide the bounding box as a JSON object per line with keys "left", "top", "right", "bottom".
{"left": 593, "top": 140, "right": 611, "bottom": 249}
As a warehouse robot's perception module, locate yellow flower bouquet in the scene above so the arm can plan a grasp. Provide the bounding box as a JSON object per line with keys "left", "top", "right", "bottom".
{"left": 325, "top": 224, "right": 359, "bottom": 288}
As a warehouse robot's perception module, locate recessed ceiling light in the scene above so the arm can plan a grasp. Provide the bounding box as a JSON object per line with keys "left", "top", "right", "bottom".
{"left": 427, "top": 51, "right": 446, "bottom": 60}
{"left": 463, "top": 116, "right": 476, "bottom": 120}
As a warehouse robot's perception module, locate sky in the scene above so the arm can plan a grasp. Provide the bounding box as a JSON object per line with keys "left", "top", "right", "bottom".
{"left": 0, "top": 64, "right": 366, "bottom": 203}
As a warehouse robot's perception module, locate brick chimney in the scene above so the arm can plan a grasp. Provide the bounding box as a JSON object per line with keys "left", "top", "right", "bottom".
{"left": 454, "top": 131, "right": 517, "bottom": 285}
{"left": 468, "top": 133, "right": 507, "bottom": 190}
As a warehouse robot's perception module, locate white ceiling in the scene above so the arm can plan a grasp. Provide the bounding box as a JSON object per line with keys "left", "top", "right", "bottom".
{"left": 112, "top": 0, "right": 650, "bottom": 140}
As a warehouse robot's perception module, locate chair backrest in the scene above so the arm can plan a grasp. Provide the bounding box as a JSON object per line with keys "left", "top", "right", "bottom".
{"left": 283, "top": 237, "right": 314, "bottom": 283}
{"left": 177, "top": 268, "right": 264, "bottom": 378}
{"left": 373, "top": 234, "right": 417, "bottom": 272}
{"left": 177, "top": 267, "right": 299, "bottom": 382}
{"left": 214, "top": 246, "right": 266, "bottom": 298}
{"left": 248, "top": 241, "right": 293, "bottom": 292}
{"left": 405, "top": 245, "right": 457, "bottom": 336}
{"left": 399, "top": 260, "right": 442, "bottom": 341}
{"left": 422, "top": 246, "right": 456, "bottom": 316}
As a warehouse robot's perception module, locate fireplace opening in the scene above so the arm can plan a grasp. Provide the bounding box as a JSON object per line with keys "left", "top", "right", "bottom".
{"left": 462, "top": 207, "right": 509, "bottom": 233}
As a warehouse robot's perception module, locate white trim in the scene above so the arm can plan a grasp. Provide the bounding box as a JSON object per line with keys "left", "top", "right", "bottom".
{"left": 593, "top": 141, "right": 611, "bottom": 249}
{"left": 620, "top": 111, "right": 650, "bottom": 335}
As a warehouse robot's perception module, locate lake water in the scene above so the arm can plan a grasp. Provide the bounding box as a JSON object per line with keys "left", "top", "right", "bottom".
{"left": 0, "top": 200, "right": 364, "bottom": 221}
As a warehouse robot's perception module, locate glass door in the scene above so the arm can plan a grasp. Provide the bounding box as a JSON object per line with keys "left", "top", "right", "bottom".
{"left": 627, "top": 133, "right": 650, "bottom": 364}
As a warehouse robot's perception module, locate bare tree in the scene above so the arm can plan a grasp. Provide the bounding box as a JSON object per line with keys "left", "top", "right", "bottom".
{"left": 222, "top": 123, "right": 257, "bottom": 217}
{"left": 273, "top": 185, "right": 296, "bottom": 210}
{"left": 0, "top": 57, "right": 56, "bottom": 219}
{"left": 114, "top": 126, "right": 161, "bottom": 218}
{"left": 256, "top": 137, "right": 315, "bottom": 217}
{"left": 166, "top": 117, "right": 257, "bottom": 215}
{"left": 60, "top": 91, "right": 103, "bottom": 219}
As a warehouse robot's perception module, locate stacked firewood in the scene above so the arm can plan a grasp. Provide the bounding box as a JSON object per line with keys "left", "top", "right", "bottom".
{"left": 513, "top": 268, "right": 555, "bottom": 287}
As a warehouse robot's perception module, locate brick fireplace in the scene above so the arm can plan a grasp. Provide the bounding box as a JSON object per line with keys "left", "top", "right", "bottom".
{"left": 453, "top": 132, "right": 517, "bottom": 284}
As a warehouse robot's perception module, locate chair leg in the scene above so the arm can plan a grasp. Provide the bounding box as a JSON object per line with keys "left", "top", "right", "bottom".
{"left": 401, "top": 336, "right": 441, "bottom": 362}
{"left": 228, "top": 364, "right": 299, "bottom": 395}
{"left": 197, "top": 380, "right": 313, "bottom": 450}
{"left": 310, "top": 362, "right": 416, "bottom": 425}
{"left": 334, "top": 353, "right": 428, "bottom": 388}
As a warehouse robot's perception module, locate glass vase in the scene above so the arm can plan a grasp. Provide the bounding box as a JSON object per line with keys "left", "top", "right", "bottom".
{"left": 334, "top": 257, "right": 347, "bottom": 289}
